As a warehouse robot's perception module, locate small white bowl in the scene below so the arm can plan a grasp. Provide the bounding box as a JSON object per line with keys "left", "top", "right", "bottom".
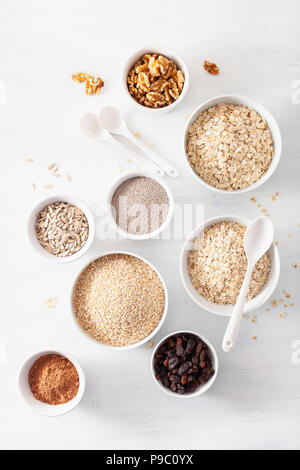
{"left": 180, "top": 215, "right": 280, "bottom": 317}
{"left": 27, "top": 195, "right": 95, "bottom": 263}
{"left": 70, "top": 251, "right": 168, "bottom": 349}
{"left": 151, "top": 330, "right": 218, "bottom": 398}
{"left": 183, "top": 95, "right": 282, "bottom": 193}
{"left": 18, "top": 349, "right": 86, "bottom": 417}
{"left": 106, "top": 171, "right": 175, "bottom": 240}
{"left": 122, "top": 46, "right": 190, "bottom": 114}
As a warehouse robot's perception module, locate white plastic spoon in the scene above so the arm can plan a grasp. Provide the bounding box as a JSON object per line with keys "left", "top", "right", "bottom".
{"left": 98, "top": 106, "right": 178, "bottom": 178}
{"left": 80, "top": 112, "right": 165, "bottom": 177}
{"left": 222, "top": 216, "right": 274, "bottom": 353}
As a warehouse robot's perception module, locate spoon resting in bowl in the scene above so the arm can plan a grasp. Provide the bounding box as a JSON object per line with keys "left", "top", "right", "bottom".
{"left": 222, "top": 216, "right": 274, "bottom": 353}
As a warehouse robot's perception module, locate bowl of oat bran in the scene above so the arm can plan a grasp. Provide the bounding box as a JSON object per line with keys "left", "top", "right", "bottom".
{"left": 184, "top": 95, "right": 282, "bottom": 193}
{"left": 180, "top": 215, "right": 280, "bottom": 316}
{"left": 122, "top": 46, "right": 189, "bottom": 114}
{"left": 71, "top": 251, "right": 168, "bottom": 349}
{"left": 106, "top": 171, "right": 174, "bottom": 240}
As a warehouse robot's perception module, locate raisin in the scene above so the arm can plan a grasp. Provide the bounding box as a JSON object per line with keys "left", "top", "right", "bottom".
{"left": 168, "top": 356, "right": 179, "bottom": 370}
{"left": 175, "top": 346, "right": 185, "bottom": 357}
{"left": 181, "top": 374, "right": 188, "bottom": 385}
{"left": 178, "top": 362, "right": 190, "bottom": 376}
{"left": 186, "top": 338, "right": 196, "bottom": 354}
{"left": 163, "top": 357, "right": 169, "bottom": 367}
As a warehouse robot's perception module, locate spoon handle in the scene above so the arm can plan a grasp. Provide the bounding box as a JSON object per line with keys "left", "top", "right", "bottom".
{"left": 124, "top": 130, "right": 178, "bottom": 178}
{"left": 103, "top": 133, "right": 165, "bottom": 177}
{"left": 222, "top": 265, "right": 253, "bottom": 353}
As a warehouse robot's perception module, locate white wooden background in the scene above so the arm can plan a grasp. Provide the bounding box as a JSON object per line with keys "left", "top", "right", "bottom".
{"left": 1, "top": 0, "right": 300, "bottom": 450}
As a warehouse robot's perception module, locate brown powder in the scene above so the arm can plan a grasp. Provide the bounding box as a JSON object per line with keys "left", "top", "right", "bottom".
{"left": 111, "top": 176, "right": 169, "bottom": 235}
{"left": 29, "top": 354, "right": 79, "bottom": 405}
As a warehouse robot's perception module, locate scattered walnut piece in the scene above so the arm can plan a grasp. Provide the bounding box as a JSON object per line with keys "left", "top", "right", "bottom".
{"left": 293, "top": 262, "right": 298, "bottom": 268}
{"left": 250, "top": 197, "right": 257, "bottom": 203}
{"left": 252, "top": 336, "right": 257, "bottom": 340}
{"left": 204, "top": 61, "right": 219, "bottom": 75}
{"left": 275, "top": 241, "right": 279, "bottom": 246}
{"left": 72, "top": 72, "right": 104, "bottom": 95}
{"left": 127, "top": 53, "right": 185, "bottom": 108}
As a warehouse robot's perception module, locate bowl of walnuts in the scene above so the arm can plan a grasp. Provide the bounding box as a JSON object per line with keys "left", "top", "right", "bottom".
{"left": 122, "top": 46, "right": 189, "bottom": 113}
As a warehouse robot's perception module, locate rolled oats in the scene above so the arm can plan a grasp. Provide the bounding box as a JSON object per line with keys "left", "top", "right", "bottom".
{"left": 186, "top": 103, "right": 274, "bottom": 190}
{"left": 127, "top": 53, "right": 185, "bottom": 108}
{"left": 187, "top": 222, "right": 271, "bottom": 305}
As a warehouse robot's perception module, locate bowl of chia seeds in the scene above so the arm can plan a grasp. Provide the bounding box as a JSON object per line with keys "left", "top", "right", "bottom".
{"left": 106, "top": 171, "right": 174, "bottom": 240}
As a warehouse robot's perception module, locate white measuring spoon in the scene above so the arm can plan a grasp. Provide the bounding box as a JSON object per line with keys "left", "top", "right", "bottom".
{"left": 80, "top": 113, "right": 165, "bottom": 178}
{"left": 98, "top": 106, "right": 178, "bottom": 178}
{"left": 222, "top": 216, "right": 274, "bottom": 353}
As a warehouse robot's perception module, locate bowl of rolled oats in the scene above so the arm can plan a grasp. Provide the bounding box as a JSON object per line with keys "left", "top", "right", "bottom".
{"left": 27, "top": 195, "right": 95, "bottom": 263}
{"left": 184, "top": 95, "right": 282, "bottom": 193}
{"left": 71, "top": 251, "right": 168, "bottom": 349}
{"left": 123, "top": 47, "right": 189, "bottom": 113}
{"left": 180, "top": 215, "right": 280, "bottom": 316}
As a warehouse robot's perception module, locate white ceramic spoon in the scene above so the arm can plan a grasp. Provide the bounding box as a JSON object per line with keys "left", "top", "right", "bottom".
{"left": 80, "top": 112, "right": 164, "bottom": 177}
{"left": 98, "top": 106, "right": 178, "bottom": 178}
{"left": 222, "top": 216, "right": 274, "bottom": 353}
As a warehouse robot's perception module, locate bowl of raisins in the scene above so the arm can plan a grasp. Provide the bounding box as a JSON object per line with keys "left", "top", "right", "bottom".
{"left": 151, "top": 331, "right": 218, "bottom": 398}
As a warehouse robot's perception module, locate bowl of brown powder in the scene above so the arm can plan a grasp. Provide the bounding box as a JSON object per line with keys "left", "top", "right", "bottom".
{"left": 27, "top": 195, "right": 95, "bottom": 263}
{"left": 18, "top": 350, "right": 85, "bottom": 416}
{"left": 180, "top": 215, "right": 280, "bottom": 316}
{"left": 106, "top": 171, "right": 174, "bottom": 240}
{"left": 184, "top": 95, "right": 282, "bottom": 193}
{"left": 71, "top": 252, "right": 168, "bottom": 349}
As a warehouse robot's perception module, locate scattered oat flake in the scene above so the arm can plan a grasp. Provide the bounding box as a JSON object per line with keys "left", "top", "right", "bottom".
{"left": 242, "top": 313, "right": 248, "bottom": 319}
{"left": 271, "top": 195, "right": 276, "bottom": 201}
{"left": 44, "top": 297, "right": 59, "bottom": 308}
{"left": 66, "top": 174, "right": 72, "bottom": 182}
{"left": 32, "top": 183, "right": 36, "bottom": 190}
{"left": 279, "top": 312, "right": 285, "bottom": 319}
{"left": 283, "top": 289, "right": 290, "bottom": 298}
{"left": 52, "top": 172, "right": 60, "bottom": 178}
{"left": 184, "top": 114, "right": 191, "bottom": 121}
{"left": 266, "top": 308, "right": 270, "bottom": 311}
{"left": 135, "top": 133, "right": 141, "bottom": 138}
{"left": 150, "top": 341, "right": 156, "bottom": 348}
{"left": 275, "top": 241, "right": 279, "bottom": 246}
{"left": 252, "top": 336, "right": 257, "bottom": 340}
{"left": 44, "top": 184, "right": 53, "bottom": 189}
{"left": 146, "top": 141, "right": 152, "bottom": 147}
{"left": 251, "top": 315, "right": 257, "bottom": 323}
{"left": 118, "top": 164, "right": 123, "bottom": 173}
{"left": 250, "top": 197, "right": 256, "bottom": 203}
{"left": 290, "top": 303, "right": 294, "bottom": 307}
{"left": 288, "top": 234, "right": 291, "bottom": 238}
{"left": 275, "top": 192, "right": 280, "bottom": 197}
{"left": 53, "top": 165, "right": 60, "bottom": 173}
{"left": 271, "top": 299, "right": 277, "bottom": 307}
{"left": 25, "top": 158, "right": 34, "bottom": 163}
{"left": 128, "top": 159, "right": 132, "bottom": 163}
{"left": 257, "top": 204, "right": 261, "bottom": 208}
{"left": 48, "top": 163, "right": 56, "bottom": 171}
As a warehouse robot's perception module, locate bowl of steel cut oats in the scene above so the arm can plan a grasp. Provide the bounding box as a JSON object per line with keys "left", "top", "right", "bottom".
{"left": 184, "top": 95, "right": 282, "bottom": 193}
{"left": 180, "top": 215, "right": 280, "bottom": 316}
{"left": 27, "top": 195, "right": 95, "bottom": 263}
{"left": 122, "top": 46, "right": 189, "bottom": 113}
{"left": 71, "top": 251, "right": 168, "bottom": 349}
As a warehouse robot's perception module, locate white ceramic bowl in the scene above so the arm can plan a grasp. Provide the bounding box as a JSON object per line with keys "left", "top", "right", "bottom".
{"left": 106, "top": 171, "right": 175, "bottom": 240}
{"left": 151, "top": 330, "right": 218, "bottom": 398}
{"left": 180, "top": 215, "right": 280, "bottom": 316}
{"left": 27, "top": 195, "right": 95, "bottom": 263}
{"left": 183, "top": 95, "right": 282, "bottom": 193}
{"left": 70, "top": 251, "right": 168, "bottom": 349}
{"left": 122, "top": 46, "right": 190, "bottom": 114}
{"left": 18, "top": 349, "right": 86, "bottom": 417}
